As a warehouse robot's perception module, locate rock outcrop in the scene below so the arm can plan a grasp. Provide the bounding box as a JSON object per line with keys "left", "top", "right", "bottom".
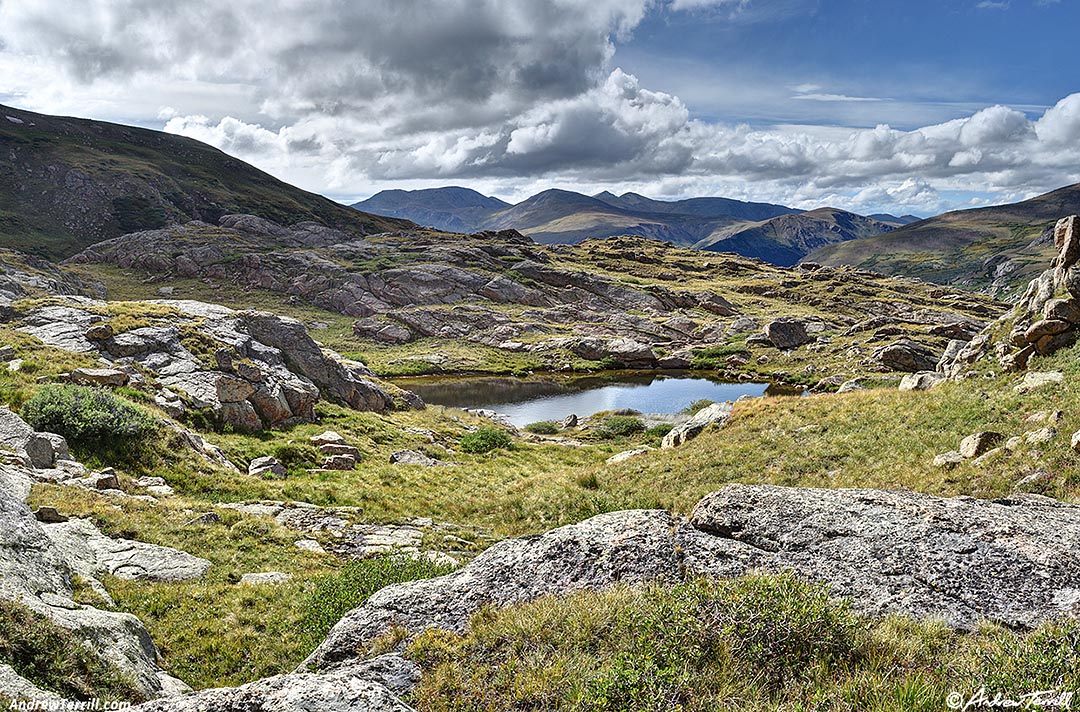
{"left": 306, "top": 483, "right": 1080, "bottom": 676}
{"left": 946, "top": 215, "right": 1080, "bottom": 374}
{"left": 660, "top": 402, "right": 733, "bottom": 448}
{"left": 11, "top": 298, "right": 420, "bottom": 431}
{"left": 66, "top": 216, "right": 1002, "bottom": 381}
{"left": 130, "top": 657, "right": 419, "bottom": 712}
{"left": 0, "top": 462, "right": 190, "bottom": 699}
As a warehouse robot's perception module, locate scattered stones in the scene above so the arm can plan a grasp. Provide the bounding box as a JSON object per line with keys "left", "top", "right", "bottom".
{"left": 93, "top": 469, "right": 121, "bottom": 490}
{"left": 1006, "top": 436, "right": 1024, "bottom": 452}
{"left": 239, "top": 572, "right": 291, "bottom": 586}
{"left": 1015, "top": 470, "right": 1056, "bottom": 490}
{"left": 185, "top": 512, "right": 222, "bottom": 526}
{"left": 606, "top": 447, "right": 654, "bottom": 464}
{"left": 0, "top": 407, "right": 67, "bottom": 469}
{"left": 1015, "top": 371, "right": 1064, "bottom": 392}
{"left": 898, "top": 371, "right": 943, "bottom": 391}
{"left": 661, "top": 402, "right": 733, "bottom": 449}
{"left": 837, "top": 379, "right": 867, "bottom": 393}
{"left": 1025, "top": 427, "right": 1058, "bottom": 445}
{"left": 33, "top": 506, "right": 67, "bottom": 523}
{"left": 248, "top": 456, "right": 287, "bottom": 479}
{"left": 319, "top": 443, "right": 361, "bottom": 457}
{"left": 959, "top": 431, "right": 1004, "bottom": 459}
{"left": 135, "top": 476, "right": 174, "bottom": 497}
{"left": 322, "top": 454, "right": 357, "bottom": 470}
{"left": 295, "top": 539, "right": 326, "bottom": 554}
{"left": 84, "top": 322, "right": 114, "bottom": 341}
{"left": 389, "top": 450, "right": 439, "bottom": 467}
{"left": 933, "top": 451, "right": 964, "bottom": 469}
{"left": 311, "top": 431, "right": 346, "bottom": 447}
{"left": 69, "top": 367, "right": 129, "bottom": 387}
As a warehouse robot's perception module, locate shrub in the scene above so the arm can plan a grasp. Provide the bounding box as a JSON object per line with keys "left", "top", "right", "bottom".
{"left": 459, "top": 427, "right": 514, "bottom": 454}
{"left": 682, "top": 399, "right": 715, "bottom": 415}
{"left": 595, "top": 415, "right": 645, "bottom": 439}
{"left": 22, "top": 384, "right": 157, "bottom": 453}
{"left": 524, "top": 420, "right": 560, "bottom": 435}
{"left": 644, "top": 424, "right": 674, "bottom": 441}
{"left": 302, "top": 556, "right": 455, "bottom": 652}
{"left": 0, "top": 598, "right": 146, "bottom": 702}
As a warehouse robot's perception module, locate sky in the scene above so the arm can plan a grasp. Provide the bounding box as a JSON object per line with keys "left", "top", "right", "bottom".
{"left": 1, "top": 0, "right": 1079, "bottom": 216}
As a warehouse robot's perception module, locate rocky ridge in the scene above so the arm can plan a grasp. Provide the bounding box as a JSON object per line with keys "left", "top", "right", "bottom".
{"left": 68, "top": 215, "right": 1005, "bottom": 384}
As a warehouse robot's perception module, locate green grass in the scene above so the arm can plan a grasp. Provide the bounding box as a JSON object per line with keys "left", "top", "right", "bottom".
{"left": 407, "top": 574, "right": 1080, "bottom": 712}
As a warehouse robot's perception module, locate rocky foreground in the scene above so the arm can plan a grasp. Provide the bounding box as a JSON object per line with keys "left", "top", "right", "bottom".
{"left": 86, "top": 483, "right": 1080, "bottom": 711}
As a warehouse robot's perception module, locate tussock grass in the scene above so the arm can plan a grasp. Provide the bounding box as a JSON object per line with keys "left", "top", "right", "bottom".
{"left": 408, "top": 574, "right": 1080, "bottom": 712}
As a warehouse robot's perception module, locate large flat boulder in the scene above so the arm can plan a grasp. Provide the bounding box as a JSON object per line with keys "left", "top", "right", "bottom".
{"left": 305, "top": 483, "right": 1080, "bottom": 677}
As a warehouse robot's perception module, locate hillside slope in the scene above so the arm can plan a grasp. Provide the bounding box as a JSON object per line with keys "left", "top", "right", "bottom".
{"left": 808, "top": 183, "right": 1080, "bottom": 297}
{"left": 694, "top": 207, "right": 895, "bottom": 267}
{"left": 0, "top": 104, "right": 411, "bottom": 258}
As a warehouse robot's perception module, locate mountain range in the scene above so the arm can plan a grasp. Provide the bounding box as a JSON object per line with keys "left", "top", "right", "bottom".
{"left": 0, "top": 101, "right": 1074, "bottom": 297}
{"left": 353, "top": 187, "right": 921, "bottom": 266}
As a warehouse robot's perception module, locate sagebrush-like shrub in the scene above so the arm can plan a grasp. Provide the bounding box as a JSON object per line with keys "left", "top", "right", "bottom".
{"left": 302, "top": 556, "right": 455, "bottom": 650}
{"left": 524, "top": 420, "right": 560, "bottom": 435}
{"left": 22, "top": 384, "right": 157, "bottom": 451}
{"left": 459, "top": 427, "right": 513, "bottom": 454}
{"left": 595, "top": 416, "right": 645, "bottom": 439}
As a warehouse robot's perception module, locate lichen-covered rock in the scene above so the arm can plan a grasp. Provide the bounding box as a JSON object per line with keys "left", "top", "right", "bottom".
{"left": 304, "top": 509, "right": 684, "bottom": 672}
{"left": 763, "top": 317, "right": 811, "bottom": 349}
{"left": 128, "top": 665, "right": 414, "bottom": 712}
{"left": 306, "top": 482, "right": 1080, "bottom": 678}
{"left": 872, "top": 339, "right": 939, "bottom": 372}
{"left": 42, "top": 518, "right": 211, "bottom": 582}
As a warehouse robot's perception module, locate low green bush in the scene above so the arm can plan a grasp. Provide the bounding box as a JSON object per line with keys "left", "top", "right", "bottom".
{"left": 524, "top": 420, "right": 560, "bottom": 435}
{"left": 302, "top": 556, "right": 455, "bottom": 652}
{"left": 22, "top": 384, "right": 157, "bottom": 454}
{"left": 459, "top": 427, "right": 514, "bottom": 454}
{"left": 643, "top": 423, "right": 674, "bottom": 444}
{"left": 595, "top": 415, "right": 645, "bottom": 439}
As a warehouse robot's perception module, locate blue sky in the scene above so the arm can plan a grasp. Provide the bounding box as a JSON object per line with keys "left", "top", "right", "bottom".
{"left": 1, "top": 0, "right": 1078, "bottom": 216}
{"left": 621, "top": 0, "right": 1074, "bottom": 128}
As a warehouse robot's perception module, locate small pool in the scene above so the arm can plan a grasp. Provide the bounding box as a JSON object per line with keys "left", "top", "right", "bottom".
{"left": 395, "top": 371, "right": 777, "bottom": 427}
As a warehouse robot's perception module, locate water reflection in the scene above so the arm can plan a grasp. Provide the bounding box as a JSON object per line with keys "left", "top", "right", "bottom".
{"left": 395, "top": 371, "right": 775, "bottom": 427}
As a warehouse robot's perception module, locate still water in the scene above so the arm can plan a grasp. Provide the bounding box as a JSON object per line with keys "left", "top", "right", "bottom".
{"left": 396, "top": 371, "right": 776, "bottom": 427}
